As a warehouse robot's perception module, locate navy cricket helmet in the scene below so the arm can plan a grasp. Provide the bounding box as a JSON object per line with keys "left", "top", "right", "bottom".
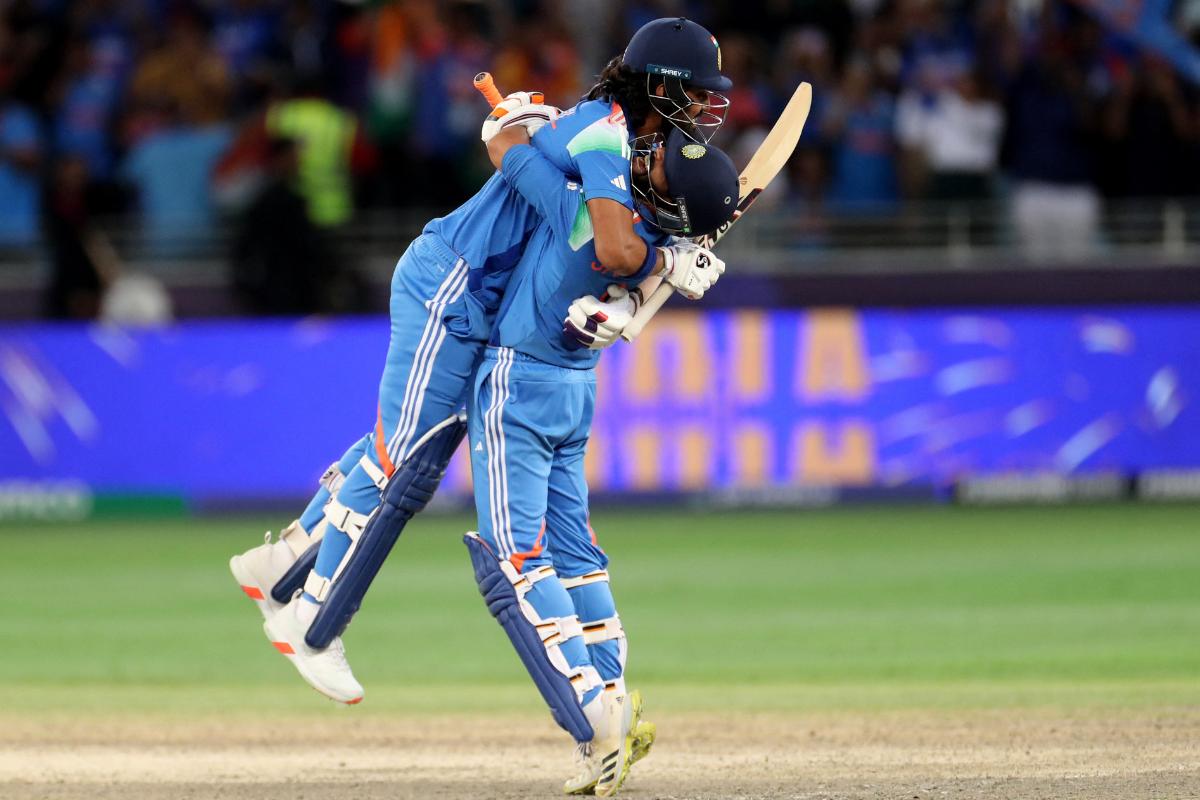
{"left": 623, "top": 17, "right": 731, "bottom": 92}
{"left": 622, "top": 17, "right": 731, "bottom": 142}
{"left": 634, "top": 128, "right": 739, "bottom": 238}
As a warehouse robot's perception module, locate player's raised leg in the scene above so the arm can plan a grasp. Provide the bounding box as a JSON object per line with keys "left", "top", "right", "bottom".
{"left": 265, "top": 237, "right": 477, "bottom": 703}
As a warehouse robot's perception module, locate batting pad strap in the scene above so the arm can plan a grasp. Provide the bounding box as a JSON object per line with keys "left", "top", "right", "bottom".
{"left": 537, "top": 615, "right": 585, "bottom": 648}
{"left": 279, "top": 518, "right": 314, "bottom": 559}
{"left": 509, "top": 564, "right": 557, "bottom": 598}
{"left": 324, "top": 498, "right": 369, "bottom": 539}
{"left": 318, "top": 462, "right": 345, "bottom": 494}
{"left": 568, "top": 664, "right": 605, "bottom": 695}
{"left": 357, "top": 455, "right": 389, "bottom": 491}
{"left": 581, "top": 615, "right": 624, "bottom": 646}
{"left": 560, "top": 570, "right": 609, "bottom": 590}
{"left": 304, "top": 571, "right": 331, "bottom": 602}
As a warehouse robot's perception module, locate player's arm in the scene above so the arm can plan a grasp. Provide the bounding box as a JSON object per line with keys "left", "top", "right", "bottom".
{"left": 492, "top": 132, "right": 715, "bottom": 297}
{"left": 585, "top": 199, "right": 662, "bottom": 279}
{"left": 489, "top": 129, "right": 594, "bottom": 248}
{"left": 571, "top": 143, "right": 663, "bottom": 278}
{"left": 486, "top": 126, "right": 532, "bottom": 170}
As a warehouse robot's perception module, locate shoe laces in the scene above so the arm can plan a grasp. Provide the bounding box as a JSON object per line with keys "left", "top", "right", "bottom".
{"left": 327, "top": 637, "right": 351, "bottom": 669}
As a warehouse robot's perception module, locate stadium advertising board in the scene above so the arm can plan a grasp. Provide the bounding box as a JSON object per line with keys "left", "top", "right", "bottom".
{"left": 2, "top": 307, "right": 1197, "bottom": 511}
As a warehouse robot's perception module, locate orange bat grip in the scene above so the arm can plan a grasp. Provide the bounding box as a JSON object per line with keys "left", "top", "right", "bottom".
{"left": 473, "top": 72, "right": 504, "bottom": 107}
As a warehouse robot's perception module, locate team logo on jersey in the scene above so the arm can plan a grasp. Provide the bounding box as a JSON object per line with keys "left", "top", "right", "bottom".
{"left": 681, "top": 144, "right": 706, "bottom": 160}
{"left": 610, "top": 175, "right": 627, "bottom": 190}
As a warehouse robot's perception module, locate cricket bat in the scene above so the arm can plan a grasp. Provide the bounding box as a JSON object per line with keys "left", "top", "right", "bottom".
{"left": 619, "top": 81, "right": 813, "bottom": 342}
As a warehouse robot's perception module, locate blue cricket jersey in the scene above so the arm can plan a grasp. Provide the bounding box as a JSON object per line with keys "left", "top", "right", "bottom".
{"left": 489, "top": 144, "right": 670, "bottom": 369}
{"left": 423, "top": 98, "right": 637, "bottom": 341}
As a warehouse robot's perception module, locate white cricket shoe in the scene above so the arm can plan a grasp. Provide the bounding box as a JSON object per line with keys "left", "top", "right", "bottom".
{"left": 229, "top": 523, "right": 306, "bottom": 619}
{"left": 263, "top": 593, "right": 364, "bottom": 705}
{"left": 564, "top": 688, "right": 636, "bottom": 797}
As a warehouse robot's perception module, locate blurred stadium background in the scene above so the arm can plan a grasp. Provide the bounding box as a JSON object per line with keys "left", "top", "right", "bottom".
{"left": 1, "top": 1, "right": 1199, "bottom": 798}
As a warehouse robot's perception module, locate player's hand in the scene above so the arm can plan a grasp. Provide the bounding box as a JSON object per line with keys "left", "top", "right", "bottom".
{"left": 563, "top": 285, "right": 639, "bottom": 350}
{"left": 481, "top": 92, "right": 560, "bottom": 142}
{"left": 658, "top": 241, "right": 725, "bottom": 300}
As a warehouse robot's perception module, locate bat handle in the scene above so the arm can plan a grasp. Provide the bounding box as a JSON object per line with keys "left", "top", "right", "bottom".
{"left": 620, "top": 281, "right": 675, "bottom": 342}
{"left": 473, "top": 72, "right": 504, "bottom": 107}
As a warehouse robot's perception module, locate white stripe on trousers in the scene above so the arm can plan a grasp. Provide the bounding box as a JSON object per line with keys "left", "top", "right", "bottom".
{"left": 484, "top": 348, "right": 516, "bottom": 559}
{"left": 385, "top": 259, "right": 468, "bottom": 465}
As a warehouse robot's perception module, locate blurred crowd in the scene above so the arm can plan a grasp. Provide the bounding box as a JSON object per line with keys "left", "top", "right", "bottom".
{"left": 2, "top": 0, "right": 1199, "bottom": 320}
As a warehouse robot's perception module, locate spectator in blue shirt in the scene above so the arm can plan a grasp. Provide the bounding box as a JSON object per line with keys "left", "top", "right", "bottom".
{"left": 0, "top": 89, "right": 43, "bottom": 249}
{"left": 120, "top": 103, "right": 233, "bottom": 257}
{"left": 823, "top": 56, "right": 899, "bottom": 211}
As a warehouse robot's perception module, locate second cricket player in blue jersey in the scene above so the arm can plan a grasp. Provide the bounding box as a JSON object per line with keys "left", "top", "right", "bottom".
{"left": 464, "top": 124, "right": 739, "bottom": 795}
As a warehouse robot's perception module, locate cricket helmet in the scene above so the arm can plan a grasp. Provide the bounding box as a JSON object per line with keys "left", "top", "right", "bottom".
{"left": 633, "top": 128, "right": 739, "bottom": 238}
{"left": 622, "top": 17, "right": 731, "bottom": 142}
{"left": 623, "top": 17, "right": 731, "bottom": 92}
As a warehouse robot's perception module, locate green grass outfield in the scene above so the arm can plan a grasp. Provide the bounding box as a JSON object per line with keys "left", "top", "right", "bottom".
{"left": 2, "top": 504, "right": 1198, "bottom": 719}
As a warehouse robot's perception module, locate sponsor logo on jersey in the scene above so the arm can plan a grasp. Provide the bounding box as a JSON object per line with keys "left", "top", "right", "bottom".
{"left": 610, "top": 175, "right": 627, "bottom": 191}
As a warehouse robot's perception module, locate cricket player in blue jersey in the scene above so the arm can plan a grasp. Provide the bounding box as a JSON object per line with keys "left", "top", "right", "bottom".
{"left": 228, "top": 17, "right": 734, "bottom": 705}
{"left": 463, "top": 123, "right": 739, "bottom": 796}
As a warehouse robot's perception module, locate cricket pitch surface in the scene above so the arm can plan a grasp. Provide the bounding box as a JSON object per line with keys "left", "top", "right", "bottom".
{"left": 4, "top": 708, "right": 1197, "bottom": 799}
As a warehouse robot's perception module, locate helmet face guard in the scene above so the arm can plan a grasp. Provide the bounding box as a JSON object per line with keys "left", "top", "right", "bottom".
{"left": 630, "top": 133, "right": 693, "bottom": 236}
{"left": 645, "top": 71, "right": 730, "bottom": 144}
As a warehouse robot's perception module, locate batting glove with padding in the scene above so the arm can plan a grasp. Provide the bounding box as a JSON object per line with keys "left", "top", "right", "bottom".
{"left": 480, "top": 92, "right": 560, "bottom": 142}
{"left": 563, "top": 285, "right": 639, "bottom": 350}
{"left": 659, "top": 241, "right": 725, "bottom": 300}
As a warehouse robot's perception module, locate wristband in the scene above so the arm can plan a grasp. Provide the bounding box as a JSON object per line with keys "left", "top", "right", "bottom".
{"left": 629, "top": 242, "right": 659, "bottom": 283}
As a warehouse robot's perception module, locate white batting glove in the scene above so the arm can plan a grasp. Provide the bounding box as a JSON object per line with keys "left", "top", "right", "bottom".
{"left": 658, "top": 241, "right": 725, "bottom": 300}
{"left": 563, "top": 285, "right": 639, "bottom": 350}
{"left": 480, "top": 91, "right": 560, "bottom": 142}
